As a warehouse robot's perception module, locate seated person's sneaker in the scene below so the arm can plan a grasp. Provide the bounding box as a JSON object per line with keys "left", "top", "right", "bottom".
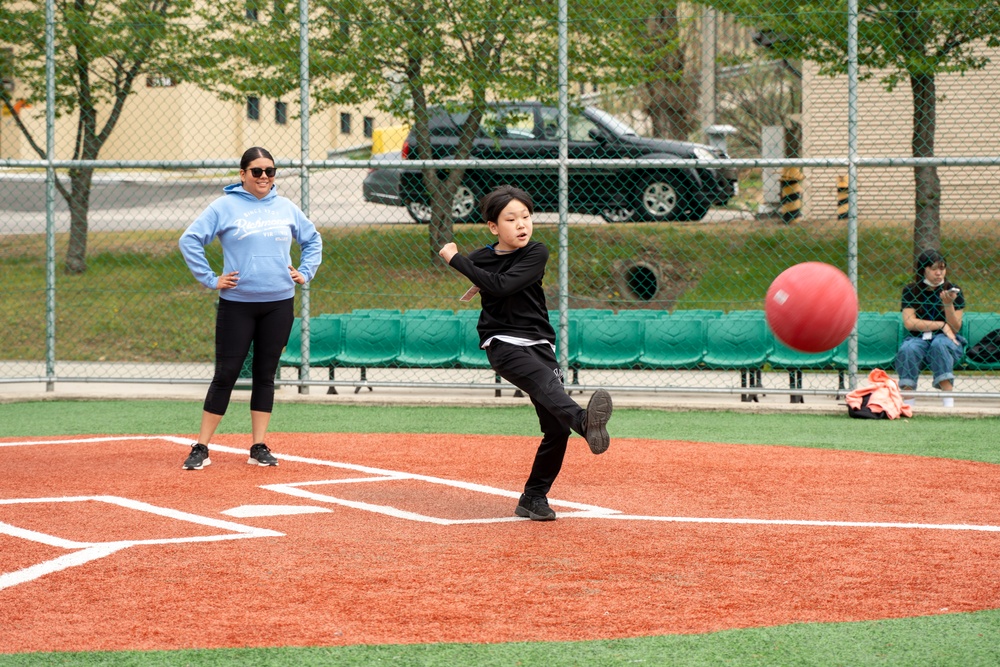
{"left": 183, "top": 443, "right": 211, "bottom": 470}
{"left": 583, "top": 389, "right": 613, "bottom": 454}
{"left": 248, "top": 443, "right": 279, "bottom": 466}
{"left": 515, "top": 494, "right": 556, "bottom": 521}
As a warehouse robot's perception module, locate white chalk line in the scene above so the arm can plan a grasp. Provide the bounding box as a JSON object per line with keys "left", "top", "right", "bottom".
{"left": 567, "top": 512, "right": 1000, "bottom": 532}
{"left": 10, "top": 435, "right": 1000, "bottom": 532}
{"left": 0, "top": 492, "right": 282, "bottom": 591}
{"left": 2, "top": 435, "right": 999, "bottom": 591}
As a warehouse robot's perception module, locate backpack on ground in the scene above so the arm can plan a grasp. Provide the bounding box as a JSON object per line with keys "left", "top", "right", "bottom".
{"left": 847, "top": 393, "right": 890, "bottom": 419}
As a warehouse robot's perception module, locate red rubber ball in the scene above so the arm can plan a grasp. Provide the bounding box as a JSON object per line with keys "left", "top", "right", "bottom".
{"left": 765, "top": 262, "right": 859, "bottom": 353}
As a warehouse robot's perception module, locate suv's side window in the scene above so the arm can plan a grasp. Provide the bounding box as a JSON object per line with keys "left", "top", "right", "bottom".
{"left": 478, "top": 109, "right": 504, "bottom": 139}
{"left": 429, "top": 111, "right": 465, "bottom": 136}
{"left": 539, "top": 107, "right": 560, "bottom": 139}
{"left": 568, "top": 114, "right": 601, "bottom": 142}
{"left": 491, "top": 107, "right": 535, "bottom": 140}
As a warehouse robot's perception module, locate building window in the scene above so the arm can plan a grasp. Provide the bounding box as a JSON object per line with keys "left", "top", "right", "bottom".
{"left": 340, "top": 112, "right": 352, "bottom": 135}
{"left": 275, "top": 101, "right": 287, "bottom": 125}
{"left": 363, "top": 116, "right": 374, "bottom": 138}
{"left": 247, "top": 97, "right": 260, "bottom": 121}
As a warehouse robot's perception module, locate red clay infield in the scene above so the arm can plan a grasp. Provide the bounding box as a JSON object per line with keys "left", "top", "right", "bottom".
{"left": 2, "top": 432, "right": 999, "bottom": 654}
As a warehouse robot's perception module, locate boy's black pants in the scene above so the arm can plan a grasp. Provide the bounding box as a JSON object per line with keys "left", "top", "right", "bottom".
{"left": 486, "top": 340, "right": 587, "bottom": 498}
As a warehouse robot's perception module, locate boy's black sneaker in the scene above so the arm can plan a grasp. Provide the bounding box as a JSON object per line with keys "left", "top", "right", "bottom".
{"left": 248, "top": 443, "right": 279, "bottom": 467}
{"left": 515, "top": 494, "right": 556, "bottom": 521}
{"left": 583, "top": 389, "right": 613, "bottom": 454}
{"left": 183, "top": 443, "right": 211, "bottom": 470}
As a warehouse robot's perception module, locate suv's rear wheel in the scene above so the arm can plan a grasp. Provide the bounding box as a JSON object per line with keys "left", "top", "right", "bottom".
{"left": 403, "top": 184, "right": 478, "bottom": 223}
{"left": 450, "top": 185, "right": 478, "bottom": 222}
{"left": 404, "top": 200, "right": 433, "bottom": 223}
{"left": 600, "top": 206, "right": 635, "bottom": 223}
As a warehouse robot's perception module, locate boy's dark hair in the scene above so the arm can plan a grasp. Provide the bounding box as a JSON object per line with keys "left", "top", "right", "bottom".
{"left": 481, "top": 185, "right": 534, "bottom": 224}
{"left": 240, "top": 146, "right": 275, "bottom": 170}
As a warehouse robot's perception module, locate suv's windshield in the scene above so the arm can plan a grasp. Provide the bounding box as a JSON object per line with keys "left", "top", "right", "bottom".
{"left": 586, "top": 108, "right": 638, "bottom": 137}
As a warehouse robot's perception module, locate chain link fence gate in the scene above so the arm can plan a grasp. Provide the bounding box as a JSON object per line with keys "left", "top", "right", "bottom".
{"left": 2, "top": 0, "right": 1000, "bottom": 402}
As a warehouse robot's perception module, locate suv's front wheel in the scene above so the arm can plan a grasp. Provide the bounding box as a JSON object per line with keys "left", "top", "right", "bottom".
{"left": 639, "top": 179, "right": 682, "bottom": 220}
{"left": 638, "top": 177, "right": 710, "bottom": 222}
{"left": 403, "top": 184, "right": 478, "bottom": 224}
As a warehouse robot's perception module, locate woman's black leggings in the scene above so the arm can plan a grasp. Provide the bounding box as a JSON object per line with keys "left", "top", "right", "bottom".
{"left": 203, "top": 297, "right": 294, "bottom": 416}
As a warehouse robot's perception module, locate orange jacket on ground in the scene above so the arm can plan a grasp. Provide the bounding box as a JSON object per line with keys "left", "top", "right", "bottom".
{"left": 845, "top": 368, "right": 914, "bottom": 419}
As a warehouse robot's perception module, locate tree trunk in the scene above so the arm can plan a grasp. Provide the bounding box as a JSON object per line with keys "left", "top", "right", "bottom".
{"left": 645, "top": 9, "right": 698, "bottom": 140}
{"left": 64, "top": 167, "right": 94, "bottom": 274}
{"left": 646, "top": 76, "right": 698, "bottom": 140}
{"left": 428, "top": 212, "right": 453, "bottom": 264}
{"left": 911, "top": 72, "right": 940, "bottom": 261}
{"left": 422, "top": 91, "right": 484, "bottom": 263}
{"left": 426, "top": 167, "right": 456, "bottom": 263}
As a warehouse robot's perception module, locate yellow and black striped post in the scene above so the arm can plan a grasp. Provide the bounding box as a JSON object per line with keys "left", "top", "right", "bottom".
{"left": 837, "top": 174, "right": 849, "bottom": 219}
{"left": 779, "top": 167, "right": 804, "bottom": 223}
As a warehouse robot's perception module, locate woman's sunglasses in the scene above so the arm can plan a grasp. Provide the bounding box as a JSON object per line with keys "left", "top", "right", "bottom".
{"left": 247, "top": 167, "right": 276, "bottom": 178}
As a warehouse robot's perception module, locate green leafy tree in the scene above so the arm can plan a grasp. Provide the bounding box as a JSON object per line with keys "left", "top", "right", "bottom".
{"left": 0, "top": 0, "right": 198, "bottom": 273}
{"left": 194, "top": 0, "right": 673, "bottom": 260}
{"left": 709, "top": 0, "right": 1000, "bottom": 259}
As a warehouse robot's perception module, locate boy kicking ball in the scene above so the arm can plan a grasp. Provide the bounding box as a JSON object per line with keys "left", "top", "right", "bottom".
{"left": 439, "top": 185, "right": 613, "bottom": 522}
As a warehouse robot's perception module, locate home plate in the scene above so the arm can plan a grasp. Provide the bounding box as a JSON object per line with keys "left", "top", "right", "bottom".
{"left": 221, "top": 505, "right": 334, "bottom": 518}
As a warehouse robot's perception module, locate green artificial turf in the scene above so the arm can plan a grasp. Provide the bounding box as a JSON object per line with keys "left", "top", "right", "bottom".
{"left": 3, "top": 609, "right": 999, "bottom": 666}
{"left": 3, "top": 400, "right": 999, "bottom": 464}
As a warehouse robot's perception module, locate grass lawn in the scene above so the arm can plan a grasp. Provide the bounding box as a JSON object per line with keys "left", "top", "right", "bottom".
{"left": 3, "top": 220, "right": 1000, "bottom": 362}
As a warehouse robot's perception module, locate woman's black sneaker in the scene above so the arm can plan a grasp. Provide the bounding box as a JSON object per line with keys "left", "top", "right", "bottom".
{"left": 515, "top": 494, "right": 556, "bottom": 521}
{"left": 182, "top": 443, "right": 211, "bottom": 470}
{"left": 248, "top": 443, "right": 279, "bottom": 466}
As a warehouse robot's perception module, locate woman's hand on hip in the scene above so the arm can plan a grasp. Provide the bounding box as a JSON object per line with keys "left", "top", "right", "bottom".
{"left": 289, "top": 266, "right": 306, "bottom": 284}
{"left": 216, "top": 271, "right": 239, "bottom": 290}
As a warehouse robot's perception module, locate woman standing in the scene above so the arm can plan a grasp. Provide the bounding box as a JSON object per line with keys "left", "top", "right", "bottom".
{"left": 179, "top": 147, "right": 322, "bottom": 469}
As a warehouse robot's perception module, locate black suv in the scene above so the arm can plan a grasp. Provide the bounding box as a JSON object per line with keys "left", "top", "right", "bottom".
{"left": 397, "top": 102, "right": 736, "bottom": 223}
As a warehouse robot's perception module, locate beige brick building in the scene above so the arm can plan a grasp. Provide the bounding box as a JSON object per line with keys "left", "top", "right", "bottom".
{"left": 1, "top": 73, "right": 393, "bottom": 162}
{"left": 801, "top": 54, "right": 1000, "bottom": 221}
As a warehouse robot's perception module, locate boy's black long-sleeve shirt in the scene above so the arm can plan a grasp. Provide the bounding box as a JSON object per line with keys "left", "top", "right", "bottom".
{"left": 448, "top": 240, "right": 556, "bottom": 345}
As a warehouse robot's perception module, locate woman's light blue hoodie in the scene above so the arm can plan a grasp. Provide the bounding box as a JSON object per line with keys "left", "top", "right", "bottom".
{"left": 179, "top": 184, "right": 322, "bottom": 303}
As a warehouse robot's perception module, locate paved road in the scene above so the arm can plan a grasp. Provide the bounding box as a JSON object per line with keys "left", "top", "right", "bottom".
{"left": 0, "top": 170, "right": 753, "bottom": 235}
{"left": 0, "top": 170, "right": 417, "bottom": 234}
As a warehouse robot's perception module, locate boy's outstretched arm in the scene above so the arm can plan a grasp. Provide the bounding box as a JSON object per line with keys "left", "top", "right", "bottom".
{"left": 439, "top": 243, "right": 459, "bottom": 265}
{"left": 442, "top": 243, "right": 547, "bottom": 296}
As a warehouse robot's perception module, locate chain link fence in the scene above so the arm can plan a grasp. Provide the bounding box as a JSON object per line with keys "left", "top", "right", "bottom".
{"left": 2, "top": 0, "right": 999, "bottom": 400}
